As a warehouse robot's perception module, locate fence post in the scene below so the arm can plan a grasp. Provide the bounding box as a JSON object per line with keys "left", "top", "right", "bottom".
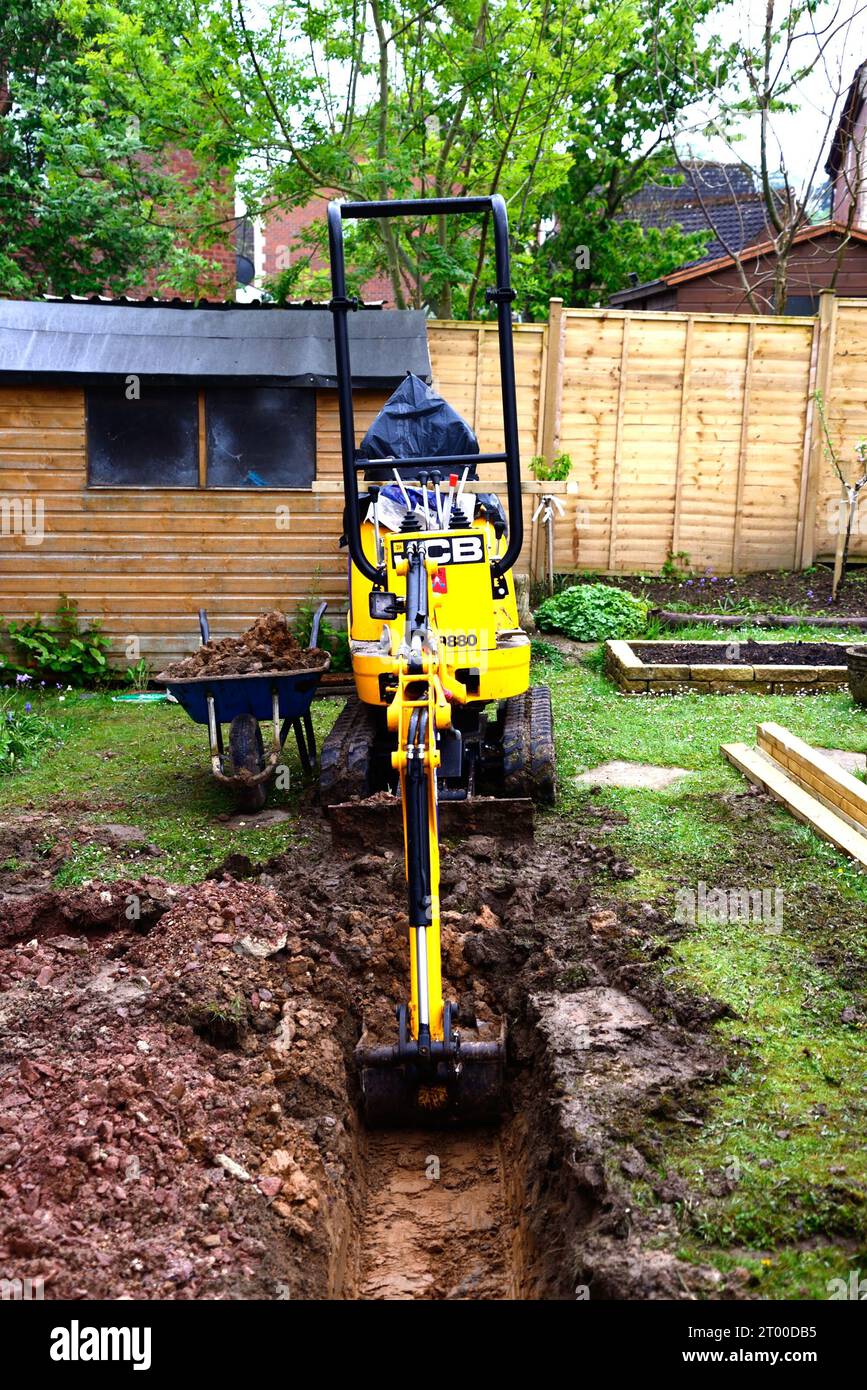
{"left": 540, "top": 298, "right": 565, "bottom": 465}
{"left": 532, "top": 298, "right": 565, "bottom": 585}
{"left": 799, "top": 289, "right": 838, "bottom": 569}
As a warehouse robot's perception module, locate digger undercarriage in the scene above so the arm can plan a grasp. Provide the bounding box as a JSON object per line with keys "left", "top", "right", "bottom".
{"left": 320, "top": 688, "right": 555, "bottom": 811}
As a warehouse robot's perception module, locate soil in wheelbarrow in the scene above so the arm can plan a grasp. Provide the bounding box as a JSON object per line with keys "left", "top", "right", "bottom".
{"left": 160, "top": 611, "right": 329, "bottom": 680}
{"left": 630, "top": 639, "right": 848, "bottom": 666}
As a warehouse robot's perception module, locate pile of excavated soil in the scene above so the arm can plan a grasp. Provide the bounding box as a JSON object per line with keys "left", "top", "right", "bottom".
{"left": 0, "top": 822, "right": 733, "bottom": 1301}
{"left": 159, "top": 611, "right": 328, "bottom": 680}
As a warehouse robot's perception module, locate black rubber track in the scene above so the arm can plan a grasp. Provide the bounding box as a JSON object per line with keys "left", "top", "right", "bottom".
{"left": 319, "top": 698, "right": 381, "bottom": 806}
{"left": 501, "top": 685, "right": 557, "bottom": 804}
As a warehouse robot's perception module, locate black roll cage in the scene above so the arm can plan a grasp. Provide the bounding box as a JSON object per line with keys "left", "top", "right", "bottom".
{"left": 327, "top": 194, "right": 523, "bottom": 585}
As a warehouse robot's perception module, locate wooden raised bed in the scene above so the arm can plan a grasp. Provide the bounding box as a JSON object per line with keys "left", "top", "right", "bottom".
{"left": 605, "top": 638, "right": 848, "bottom": 695}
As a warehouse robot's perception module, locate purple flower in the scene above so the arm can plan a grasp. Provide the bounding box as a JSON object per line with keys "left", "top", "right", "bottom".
{"left": 16, "top": 673, "right": 31, "bottom": 685}
{"left": 24, "top": 702, "right": 31, "bottom": 713}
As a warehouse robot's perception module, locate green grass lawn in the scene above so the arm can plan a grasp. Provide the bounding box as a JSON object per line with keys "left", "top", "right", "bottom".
{"left": 536, "top": 650, "right": 867, "bottom": 1299}
{"left": 0, "top": 689, "right": 343, "bottom": 882}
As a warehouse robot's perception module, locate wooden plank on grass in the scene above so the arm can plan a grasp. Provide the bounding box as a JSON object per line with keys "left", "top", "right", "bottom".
{"left": 756, "top": 721, "right": 867, "bottom": 835}
{"left": 721, "top": 741, "right": 867, "bottom": 868}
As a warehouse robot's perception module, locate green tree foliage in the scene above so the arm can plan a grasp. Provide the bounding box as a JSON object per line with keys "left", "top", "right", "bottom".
{"left": 521, "top": 0, "right": 724, "bottom": 313}
{"left": 4, "top": 0, "right": 728, "bottom": 308}
{"left": 0, "top": 0, "right": 232, "bottom": 296}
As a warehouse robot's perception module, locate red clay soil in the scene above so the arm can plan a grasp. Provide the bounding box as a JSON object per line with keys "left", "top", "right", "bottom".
{"left": 0, "top": 822, "right": 731, "bottom": 1301}
{"left": 159, "top": 612, "right": 328, "bottom": 680}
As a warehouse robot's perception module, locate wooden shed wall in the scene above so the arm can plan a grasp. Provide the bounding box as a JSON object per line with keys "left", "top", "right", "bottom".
{"left": 0, "top": 386, "right": 387, "bottom": 667}
{"left": 672, "top": 235, "right": 867, "bottom": 314}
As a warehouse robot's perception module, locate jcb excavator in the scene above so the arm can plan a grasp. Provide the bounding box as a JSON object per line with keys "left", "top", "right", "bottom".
{"left": 321, "top": 195, "right": 555, "bottom": 1125}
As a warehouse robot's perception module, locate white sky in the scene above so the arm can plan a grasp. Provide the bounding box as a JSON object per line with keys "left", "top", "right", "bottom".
{"left": 685, "top": 0, "right": 867, "bottom": 193}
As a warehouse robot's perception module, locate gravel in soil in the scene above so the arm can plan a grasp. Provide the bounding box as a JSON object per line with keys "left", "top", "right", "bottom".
{"left": 0, "top": 820, "right": 734, "bottom": 1301}
{"left": 631, "top": 639, "right": 849, "bottom": 666}
{"left": 158, "top": 611, "right": 328, "bottom": 680}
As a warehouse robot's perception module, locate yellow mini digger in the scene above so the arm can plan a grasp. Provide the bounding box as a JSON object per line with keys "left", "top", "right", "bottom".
{"left": 321, "top": 195, "right": 555, "bottom": 1125}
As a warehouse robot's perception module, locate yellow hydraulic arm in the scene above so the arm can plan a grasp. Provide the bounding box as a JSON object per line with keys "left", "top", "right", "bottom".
{"left": 387, "top": 571, "right": 452, "bottom": 1050}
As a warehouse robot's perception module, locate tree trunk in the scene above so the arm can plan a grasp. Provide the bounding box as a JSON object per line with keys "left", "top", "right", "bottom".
{"left": 370, "top": 0, "right": 406, "bottom": 310}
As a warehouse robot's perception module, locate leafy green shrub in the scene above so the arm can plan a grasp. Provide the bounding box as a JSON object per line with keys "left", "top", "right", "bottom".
{"left": 535, "top": 582, "right": 649, "bottom": 642}
{"left": 530, "top": 452, "right": 572, "bottom": 482}
{"left": 0, "top": 699, "right": 62, "bottom": 774}
{"left": 2, "top": 595, "right": 110, "bottom": 686}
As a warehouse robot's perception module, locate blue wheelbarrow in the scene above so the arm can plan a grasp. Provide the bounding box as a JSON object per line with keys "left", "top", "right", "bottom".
{"left": 157, "top": 604, "right": 331, "bottom": 812}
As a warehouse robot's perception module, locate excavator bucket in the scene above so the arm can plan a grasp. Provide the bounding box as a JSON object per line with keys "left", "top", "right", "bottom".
{"left": 357, "top": 1019, "right": 506, "bottom": 1128}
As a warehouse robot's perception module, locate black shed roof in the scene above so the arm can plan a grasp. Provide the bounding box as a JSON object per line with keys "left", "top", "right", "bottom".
{"left": 0, "top": 299, "right": 430, "bottom": 387}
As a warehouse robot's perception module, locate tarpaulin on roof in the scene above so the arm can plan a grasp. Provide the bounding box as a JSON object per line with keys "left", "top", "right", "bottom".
{"left": 0, "top": 300, "right": 430, "bottom": 387}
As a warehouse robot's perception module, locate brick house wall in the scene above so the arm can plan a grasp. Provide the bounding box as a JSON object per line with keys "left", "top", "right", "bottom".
{"left": 132, "top": 148, "right": 238, "bottom": 301}
{"left": 262, "top": 194, "right": 394, "bottom": 303}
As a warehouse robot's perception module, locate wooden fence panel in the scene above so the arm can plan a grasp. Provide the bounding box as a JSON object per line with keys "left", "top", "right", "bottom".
{"left": 613, "top": 315, "right": 687, "bottom": 573}
{"left": 738, "top": 320, "right": 815, "bottom": 572}
{"left": 427, "top": 321, "right": 544, "bottom": 481}
{"left": 553, "top": 307, "right": 818, "bottom": 577}
{"left": 818, "top": 299, "right": 867, "bottom": 561}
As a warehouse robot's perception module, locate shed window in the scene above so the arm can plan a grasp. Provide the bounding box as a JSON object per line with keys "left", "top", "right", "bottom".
{"left": 206, "top": 387, "right": 315, "bottom": 488}
{"left": 86, "top": 382, "right": 199, "bottom": 486}
{"left": 86, "top": 381, "right": 316, "bottom": 488}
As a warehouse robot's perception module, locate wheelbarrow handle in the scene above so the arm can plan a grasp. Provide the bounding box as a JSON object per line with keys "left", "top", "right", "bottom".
{"left": 310, "top": 601, "right": 327, "bottom": 649}
{"left": 198, "top": 609, "right": 210, "bottom": 645}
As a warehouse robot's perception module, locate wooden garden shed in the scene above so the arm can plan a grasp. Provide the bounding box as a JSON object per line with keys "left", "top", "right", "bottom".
{"left": 0, "top": 298, "right": 430, "bottom": 668}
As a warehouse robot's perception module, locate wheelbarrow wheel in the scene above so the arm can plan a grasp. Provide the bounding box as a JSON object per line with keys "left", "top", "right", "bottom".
{"left": 229, "top": 714, "right": 268, "bottom": 812}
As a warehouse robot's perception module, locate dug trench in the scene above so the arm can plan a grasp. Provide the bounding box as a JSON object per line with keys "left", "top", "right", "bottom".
{"left": 0, "top": 814, "right": 738, "bottom": 1301}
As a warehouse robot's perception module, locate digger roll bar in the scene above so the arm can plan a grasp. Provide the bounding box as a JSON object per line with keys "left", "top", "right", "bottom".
{"left": 327, "top": 194, "right": 523, "bottom": 584}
